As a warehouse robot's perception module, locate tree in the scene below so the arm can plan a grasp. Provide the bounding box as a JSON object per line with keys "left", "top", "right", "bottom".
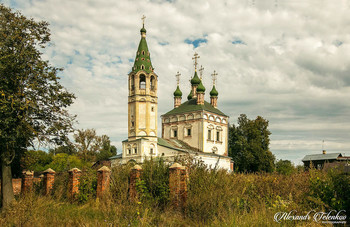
{"left": 228, "top": 114, "right": 275, "bottom": 172}
{"left": 275, "top": 159, "right": 295, "bottom": 175}
{"left": 74, "top": 129, "right": 116, "bottom": 162}
{"left": 0, "top": 5, "right": 75, "bottom": 208}
{"left": 20, "top": 150, "right": 53, "bottom": 172}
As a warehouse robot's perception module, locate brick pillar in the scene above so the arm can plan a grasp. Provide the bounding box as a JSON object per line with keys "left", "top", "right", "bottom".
{"left": 68, "top": 168, "right": 82, "bottom": 200}
{"left": 43, "top": 168, "right": 56, "bottom": 195}
{"left": 169, "top": 163, "right": 187, "bottom": 208}
{"left": 21, "top": 170, "right": 34, "bottom": 194}
{"left": 129, "top": 164, "right": 142, "bottom": 201}
{"left": 97, "top": 166, "right": 111, "bottom": 199}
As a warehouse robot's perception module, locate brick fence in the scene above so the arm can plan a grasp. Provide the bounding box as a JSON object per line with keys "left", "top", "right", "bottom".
{"left": 1, "top": 163, "right": 188, "bottom": 208}
{"left": 128, "top": 162, "right": 188, "bottom": 209}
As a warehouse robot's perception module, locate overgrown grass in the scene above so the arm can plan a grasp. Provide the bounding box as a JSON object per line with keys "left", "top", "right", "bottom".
{"left": 0, "top": 160, "right": 348, "bottom": 226}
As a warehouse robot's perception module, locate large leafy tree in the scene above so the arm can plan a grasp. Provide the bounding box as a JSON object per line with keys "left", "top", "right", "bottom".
{"left": 74, "top": 129, "right": 117, "bottom": 162}
{"left": 228, "top": 114, "right": 275, "bottom": 172}
{"left": 0, "top": 5, "right": 75, "bottom": 207}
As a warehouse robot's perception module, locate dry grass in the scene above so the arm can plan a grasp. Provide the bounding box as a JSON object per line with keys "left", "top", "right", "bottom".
{"left": 0, "top": 163, "right": 346, "bottom": 226}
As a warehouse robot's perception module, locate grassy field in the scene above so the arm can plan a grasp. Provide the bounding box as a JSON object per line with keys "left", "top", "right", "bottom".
{"left": 0, "top": 160, "right": 348, "bottom": 226}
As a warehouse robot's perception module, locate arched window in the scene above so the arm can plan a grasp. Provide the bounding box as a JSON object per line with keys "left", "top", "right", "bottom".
{"left": 139, "top": 75, "right": 146, "bottom": 89}
{"left": 150, "top": 76, "right": 155, "bottom": 90}
{"left": 131, "top": 75, "right": 135, "bottom": 91}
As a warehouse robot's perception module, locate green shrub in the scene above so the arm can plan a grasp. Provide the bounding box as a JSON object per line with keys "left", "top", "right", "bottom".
{"left": 136, "top": 158, "right": 170, "bottom": 207}
{"left": 77, "top": 168, "right": 97, "bottom": 203}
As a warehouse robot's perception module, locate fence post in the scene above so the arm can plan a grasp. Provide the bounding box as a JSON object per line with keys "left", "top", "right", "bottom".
{"left": 129, "top": 164, "right": 142, "bottom": 201}
{"left": 97, "top": 166, "right": 111, "bottom": 199}
{"left": 43, "top": 168, "right": 56, "bottom": 195}
{"left": 169, "top": 163, "right": 187, "bottom": 209}
{"left": 21, "top": 170, "right": 34, "bottom": 194}
{"left": 68, "top": 168, "right": 82, "bottom": 200}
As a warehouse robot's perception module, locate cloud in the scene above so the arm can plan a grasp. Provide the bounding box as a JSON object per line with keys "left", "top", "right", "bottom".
{"left": 6, "top": 0, "right": 350, "bottom": 164}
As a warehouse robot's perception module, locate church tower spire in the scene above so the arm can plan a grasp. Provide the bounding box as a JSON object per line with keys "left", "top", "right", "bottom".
{"left": 210, "top": 70, "right": 219, "bottom": 108}
{"left": 173, "top": 72, "right": 182, "bottom": 108}
{"left": 190, "top": 53, "right": 201, "bottom": 98}
{"left": 124, "top": 16, "right": 158, "bottom": 159}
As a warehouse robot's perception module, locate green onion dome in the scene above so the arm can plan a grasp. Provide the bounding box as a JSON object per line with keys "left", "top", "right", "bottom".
{"left": 187, "top": 90, "right": 193, "bottom": 100}
{"left": 196, "top": 80, "right": 206, "bottom": 93}
{"left": 190, "top": 71, "right": 201, "bottom": 85}
{"left": 210, "top": 85, "right": 218, "bottom": 97}
{"left": 173, "top": 86, "right": 182, "bottom": 97}
{"left": 140, "top": 26, "right": 146, "bottom": 34}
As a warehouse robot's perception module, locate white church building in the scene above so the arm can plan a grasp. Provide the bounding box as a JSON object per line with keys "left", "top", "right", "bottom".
{"left": 110, "top": 21, "right": 233, "bottom": 171}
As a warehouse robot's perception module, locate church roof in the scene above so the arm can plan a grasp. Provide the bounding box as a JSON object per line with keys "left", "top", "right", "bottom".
{"left": 132, "top": 25, "right": 153, "bottom": 73}
{"left": 162, "top": 98, "right": 227, "bottom": 117}
{"left": 210, "top": 85, "right": 218, "bottom": 97}
{"left": 173, "top": 85, "right": 182, "bottom": 97}
{"left": 190, "top": 71, "right": 201, "bottom": 85}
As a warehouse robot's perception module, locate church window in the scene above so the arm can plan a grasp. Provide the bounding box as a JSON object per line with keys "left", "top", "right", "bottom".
{"left": 173, "top": 129, "right": 178, "bottom": 138}
{"left": 216, "top": 131, "right": 220, "bottom": 142}
{"left": 131, "top": 121, "right": 134, "bottom": 127}
{"left": 128, "top": 149, "right": 131, "bottom": 155}
{"left": 141, "top": 65, "right": 145, "bottom": 70}
{"left": 208, "top": 129, "right": 212, "bottom": 141}
{"left": 187, "top": 128, "right": 191, "bottom": 136}
{"left": 151, "top": 106, "right": 154, "bottom": 112}
{"left": 141, "top": 58, "right": 145, "bottom": 61}
{"left": 150, "top": 148, "right": 153, "bottom": 154}
{"left": 139, "top": 75, "right": 146, "bottom": 89}
{"left": 142, "top": 50, "right": 145, "bottom": 55}
{"left": 150, "top": 76, "right": 155, "bottom": 90}
{"left": 134, "top": 148, "right": 137, "bottom": 154}
{"left": 131, "top": 75, "right": 135, "bottom": 90}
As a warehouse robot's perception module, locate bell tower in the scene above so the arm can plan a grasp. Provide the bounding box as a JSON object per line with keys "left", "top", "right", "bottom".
{"left": 122, "top": 16, "right": 158, "bottom": 162}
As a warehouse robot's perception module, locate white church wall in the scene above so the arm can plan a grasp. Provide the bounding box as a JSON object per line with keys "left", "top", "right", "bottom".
{"left": 196, "top": 155, "right": 231, "bottom": 171}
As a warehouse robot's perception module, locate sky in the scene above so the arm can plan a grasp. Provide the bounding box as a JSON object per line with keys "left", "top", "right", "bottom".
{"left": 3, "top": 0, "right": 350, "bottom": 165}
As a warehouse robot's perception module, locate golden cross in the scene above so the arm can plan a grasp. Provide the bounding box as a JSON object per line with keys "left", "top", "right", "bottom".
{"left": 199, "top": 65, "right": 204, "bottom": 80}
{"left": 192, "top": 52, "right": 200, "bottom": 71}
{"left": 211, "top": 70, "right": 218, "bottom": 85}
{"left": 141, "top": 15, "right": 146, "bottom": 25}
{"left": 175, "top": 71, "right": 181, "bottom": 85}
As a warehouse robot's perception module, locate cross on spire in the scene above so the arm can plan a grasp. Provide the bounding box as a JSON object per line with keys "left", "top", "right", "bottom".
{"left": 175, "top": 71, "right": 181, "bottom": 85}
{"left": 211, "top": 70, "right": 218, "bottom": 85}
{"left": 192, "top": 52, "right": 200, "bottom": 71}
{"left": 199, "top": 65, "right": 204, "bottom": 80}
{"left": 141, "top": 15, "right": 146, "bottom": 26}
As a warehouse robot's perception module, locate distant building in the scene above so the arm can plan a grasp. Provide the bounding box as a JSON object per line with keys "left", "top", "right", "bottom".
{"left": 302, "top": 150, "right": 350, "bottom": 170}
{"left": 110, "top": 20, "right": 233, "bottom": 171}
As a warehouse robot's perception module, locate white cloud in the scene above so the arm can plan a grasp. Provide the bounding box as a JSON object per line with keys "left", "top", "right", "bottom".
{"left": 6, "top": 0, "right": 350, "bottom": 164}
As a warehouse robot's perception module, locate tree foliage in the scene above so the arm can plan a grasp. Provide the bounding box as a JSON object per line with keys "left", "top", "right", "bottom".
{"left": 0, "top": 4, "right": 75, "bottom": 207}
{"left": 228, "top": 114, "right": 275, "bottom": 172}
{"left": 20, "top": 149, "right": 53, "bottom": 172}
{"left": 73, "top": 129, "right": 116, "bottom": 162}
{"left": 275, "top": 159, "right": 295, "bottom": 175}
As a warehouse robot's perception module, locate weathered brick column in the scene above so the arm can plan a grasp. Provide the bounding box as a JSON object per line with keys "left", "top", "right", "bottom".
{"left": 21, "top": 170, "right": 34, "bottom": 194}
{"left": 97, "top": 166, "right": 111, "bottom": 199}
{"left": 169, "top": 163, "right": 187, "bottom": 208}
{"left": 68, "top": 168, "right": 82, "bottom": 200}
{"left": 43, "top": 168, "right": 56, "bottom": 195}
{"left": 129, "top": 164, "right": 142, "bottom": 201}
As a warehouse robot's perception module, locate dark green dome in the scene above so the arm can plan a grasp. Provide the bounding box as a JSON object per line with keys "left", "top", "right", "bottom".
{"left": 140, "top": 26, "right": 146, "bottom": 33}
{"left": 196, "top": 81, "right": 205, "bottom": 93}
{"left": 190, "top": 71, "right": 201, "bottom": 85}
{"left": 210, "top": 85, "right": 218, "bottom": 97}
{"left": 173, "top": 86, "right": 182, "bottom": 97}
{"left": 187, "top": 90, "right": 193, "bottom": 100}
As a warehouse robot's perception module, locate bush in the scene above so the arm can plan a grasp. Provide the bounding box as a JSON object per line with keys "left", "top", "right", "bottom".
{"left": 136, "top": 158, "right": 170, "bottom": 207}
